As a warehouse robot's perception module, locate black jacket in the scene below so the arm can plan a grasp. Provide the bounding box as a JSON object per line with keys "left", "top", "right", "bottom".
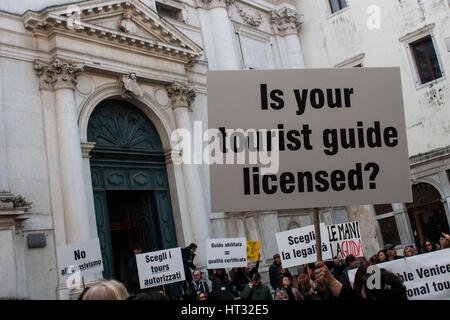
{"left": 181, "top": 247, "right": 196, "bottom": 282}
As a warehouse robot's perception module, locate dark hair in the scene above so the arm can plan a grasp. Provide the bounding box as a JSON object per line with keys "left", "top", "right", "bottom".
{"left": 128, "top": 292, "right": 169, "bottom": 300}
{"left": 180, "top": 294, "right": 194, "bottom": 301}
{"left": 353, "top": 264, "right": 369, "bottom": 297}
{"left": 133, "top": 243, "right": 142, "bottom": 251}
{"left": 196, "top": 292, "right": 208, "bottom": 300}
{"left": 362, "top": 269, "right": 407, "bottom": 300}
{"left": 324, "top": 261, "right": 336, "bottom": 270}
{"left": 369, "top": 255, "right": 378, "bottom": 265}
{"left": 422, "top": 239, "right": 437, "bottom": 253}
{"left": 189, "top": 243, "right": 198, "bottom": 249}
{"left": 345, "top": 255, "right": 356, "bottom": 267}
{"left": 207, "top": 292, "right": 221, "bottom": 300}
{"left": 376, "top": 250, "right": 387, "bottom": 263}
{"left": 77, "top": 287, "right": 90, "bottom": 300}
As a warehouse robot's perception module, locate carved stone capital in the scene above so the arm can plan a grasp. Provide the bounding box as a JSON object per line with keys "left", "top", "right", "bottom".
{"left": 34, "top": 57, "right": 84, "bottom": 91}
{"left": 198, "top": 0, "right": 234, "bottom": 10}
{"left": 270, "top": 7, "right": 302, "bottom": 35}
{"left": 166, "top": 82, "right": 196, "bottom": 110}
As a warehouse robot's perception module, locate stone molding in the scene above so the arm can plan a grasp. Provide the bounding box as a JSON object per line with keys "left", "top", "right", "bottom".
{"left": 34, "top": 57, "right": 85, "bottom": 91}
{"left": 23, "top": 0, "right": 202, "bottom": 66}
{"left": 119, "top": 72, "right": 144, "bottom": 98}
{"left": 270, "top": 7, "right": 302, "bottom": 35}
{"left": 81, "top": 142, "right": 96, "bottom": 159}
{"left": 166, "top": 82, "right": 196, "bottom": 110}
{"left": 237, "top": 4, "right": 263, "bottom": 27}
{"left": 197, "top": 0, "right": 234, "bottom": 10}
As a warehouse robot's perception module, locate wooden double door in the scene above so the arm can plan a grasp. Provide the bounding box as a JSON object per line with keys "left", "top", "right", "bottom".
{"left": 88, "top": 99, "right": 180, "bottom": 298}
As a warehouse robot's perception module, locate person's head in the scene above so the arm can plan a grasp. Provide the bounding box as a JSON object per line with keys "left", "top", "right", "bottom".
{"left": 273, "top": 254, "right": 281, "bottom": 264}
{"left": 377, "top": 250, "right": 387, "bottom": 262}
{"left": 129, "top": 292, "right": 169, "bottom": 300}
{"left": 252, "top": 273, "right": 262, "bottom": 286}
{"left": 133, "top": 243, "right": 142, "bottom": 255}
{"left": 280, "top": 276, "right": 291, "bottom": 288}
{"left": 384, "top": 244, "right": 396, "bottom": 258}
{"left": 124, "top": 9, "right": 132, "bottom": 20}
{"left": 345, "top": 255, "right": 357, "bottom": 268}
{"left": 403, "top": 245, "right": 416, "bottom": 257}
{"left": 215, "top": 268, "right": 224, "bottom": 275}
{"left": 423, "top": 239, "right": 436, "bottom": 253}
{"left": 361, "top": 269, "right": 407, "bottom": 300}
{"left": 243, "top": 266, "right": 250, "bottom": 273}
{"left": 192, "top": 269, "right": 201, "bottom": 282}
{"left": 353, "top": 264, "right": 369, "bottom": 297}
{"left": 82, "top": 280, "right": 128, "bottom": 300}
{"left": 197, "top": 292, "right": 207, "bottom": 300}
{"left": 369, "top": 255, "right": 378, "bottom": 265}
{"left": 180, "top": 294, "right": 194, "bottom": 301}
{"left": 189, "top": 243, "right": 197, "bottom": 253}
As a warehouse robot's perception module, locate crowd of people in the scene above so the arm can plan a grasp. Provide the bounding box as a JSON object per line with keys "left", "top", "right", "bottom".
{"left": 78, "top": 232, "right": 450, "bottom": 301}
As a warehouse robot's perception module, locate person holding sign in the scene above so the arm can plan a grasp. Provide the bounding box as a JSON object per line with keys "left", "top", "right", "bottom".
{"left": 314, "top": 261, "right": 407, "bottom": 301}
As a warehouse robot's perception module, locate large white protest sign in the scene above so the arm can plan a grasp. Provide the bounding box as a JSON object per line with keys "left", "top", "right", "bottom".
{"left": 348, "top": 249, "right": 450, "bottom": 300}
{"left": 207, "top": 238, "right": 247, "bottom": 269}
{"left": 136, "top": 247, "right": 185, "bottom": 289}
{"left": 207, "top": 68, "right": 412, "bottom": 212}
{"left": 276, "top": 223, "right": 332, "bottom": 268}
{"left": 327, "top": 221, "right": 364, "bottom": 259}
{"left": 57, "top": 238, "right": 103, "bottom": 282}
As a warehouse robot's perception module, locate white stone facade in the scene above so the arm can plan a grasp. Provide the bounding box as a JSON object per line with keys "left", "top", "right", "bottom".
{"left": 0, "top": 0, "right": 448, "bottom": 299}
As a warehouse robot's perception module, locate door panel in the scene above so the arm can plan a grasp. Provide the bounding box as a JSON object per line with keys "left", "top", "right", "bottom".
{"left": 93, "top": 191, "right": 115, "bottom": 279}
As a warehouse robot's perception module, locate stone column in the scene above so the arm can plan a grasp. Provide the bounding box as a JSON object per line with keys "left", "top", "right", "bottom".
{"left": 198, "top": 0, "right": 241, "bottom": 70}
{"left": 167, "top": 82, "right": 211, "bottom": 266}
{"left": 0, "top": 192, "right": 30, "bottom": 298}
{"left": 271, "top": 7, "right": 305, "bottom": 68}
{"left": 0, "top": 62, "right": 8, "bottom": 192}
{"left": 346, "top": 205, "right": 382, "bottom": 258}
{"left": 35, "top": 58, "right": 91, "bottom": 245}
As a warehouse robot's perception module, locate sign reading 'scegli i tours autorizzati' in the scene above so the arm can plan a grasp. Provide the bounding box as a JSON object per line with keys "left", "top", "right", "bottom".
{"left": 207, "top": 68, "right": 412, "bottom": 212}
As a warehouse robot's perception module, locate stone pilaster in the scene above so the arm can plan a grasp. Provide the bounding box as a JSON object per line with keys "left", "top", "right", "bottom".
{"left": 270, "top": 7, "right": 305, "bottom": 68}
{"left": 34, "top": 57, "right": 91, "bottom": 245}
{"left": 167, "top": 81, "right": 211, "bottom": 267}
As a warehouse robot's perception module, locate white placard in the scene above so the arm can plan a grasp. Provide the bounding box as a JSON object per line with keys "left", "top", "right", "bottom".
{"left": 348, "top": 249, "right": 450, "bottom": 300}
{"left": 207, "top": 68, "right": 412, "bottom": 212}
{"left": 57, "top": 238, "right": 103, "bottom": 282}
{"left": 276, "top": 223, "right": 332, "bottom": 268}
{"left": 206, "top": 237, "right": 247, "bottom": 269}
{"left": 327, "top": 221, "right": 364, "bottom": 259}
{"left": 136, "top": 247, "right": 185, "bottom": 289}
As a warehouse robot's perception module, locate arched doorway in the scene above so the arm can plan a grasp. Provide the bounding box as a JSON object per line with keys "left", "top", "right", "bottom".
{"left": 406, "top": 183, "right": 449, "bottom": 251}
{"left": 87, "top": 99, "right": 180, "bottom": 297}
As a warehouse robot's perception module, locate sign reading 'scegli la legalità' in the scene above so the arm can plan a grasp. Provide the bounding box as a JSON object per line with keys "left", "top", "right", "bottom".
{"left": 207, "top": 68, "right": 412, "bottom": 212}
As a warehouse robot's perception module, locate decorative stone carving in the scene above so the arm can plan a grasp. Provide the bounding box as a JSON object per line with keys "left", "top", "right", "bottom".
{"left": 270, "top": 7, "right": 302, "bottom": 35}
{"left": 119, "top": 9, "right": 137, "bottom": 34}
{"left": 198, "top": 0, "right": 234, "bottom": 10}
{"left": 237, "top": 5, "right": 263, "bottom": 27}
{"left": 166, "top": 82, "right": 196, "bottom": 110}
{"left": 34, "top": 57, "right": 84, "bottom": 91}
{"left": 120, "top": 72, "right": 143, "bottom": 98}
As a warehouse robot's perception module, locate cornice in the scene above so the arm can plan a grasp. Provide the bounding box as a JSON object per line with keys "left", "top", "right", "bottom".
{"left": 22, "top": 0, "right": 202, "bottom": 66}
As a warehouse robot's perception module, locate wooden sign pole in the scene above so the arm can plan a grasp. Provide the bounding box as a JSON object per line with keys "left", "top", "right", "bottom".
{"left": 82, "top": 276, "right": 86, "bottom": 289}
{"left": 313, "top": 207, "right": 322, "bottom": 262}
